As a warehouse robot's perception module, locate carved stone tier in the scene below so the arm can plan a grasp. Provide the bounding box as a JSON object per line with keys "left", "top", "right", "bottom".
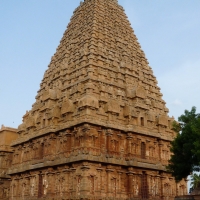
{"left": 9, "top": 162, "right": 187, "bottom": 200}
{"left": 9, "top": 124, "right": 172, "bottom": 174}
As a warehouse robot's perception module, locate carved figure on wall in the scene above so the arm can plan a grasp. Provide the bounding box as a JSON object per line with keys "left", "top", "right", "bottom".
{"left": 151, "top": 177, "right": 156, "bottom": 196}
{"left": 32, "top": 141, "right": 40, "bottom": 159}
{"left": 111, "top": 178, "right": 117, "bottom": 197}
{"left": 163, "top": 183, "right": 171, "bottom": 199}
{"left": 58, "top": 132, "right": 68, "bottom": 153}
{"left": 111, "top": 140, "right": 118, "bottom": 152}
{"left": 131, "top": 143, "right": 137, "bottom": 154}
{"left": 89, "top": 176, "right": 95, "bottom": 195}
{"left": 135, "top": 181, "right": 139, "bottom": 196}
{"left": 99, "top": 102, "right": 106, "bottom": 114}
{"left": 149, "top": 146, "right": 155, "bottom": 158}
{"left": 10, "top": 184, "right": 15, "bottom": 199}
{"left": 30, "top": 176, "right": 36, "bottom": 196}
{"left": 133, "top": 176, "right": 139, "bottom": 196}
{"left": 178, "top": 184, "right": 185, "bottom": 196}
{"left": 155, "top": 178, "right": 159, "bottom": 195}
{"left": 22, "top": 182, "right": 26, "bottom": 200}
{"left": 43, "top": 174, "right": 48, "bottom": 195}
{"left": 13, "top": 153, "right": 19, "bottom": 164}
{"left": 23, "top": 145, "right": 31, "bottom": 162}
{"left": 162, "top": 150, "right": 167, "bottom": 160}
{"left": 76, "top": 176, "right": 81, "bottom": 196}
{"left": 43, "top": 137, "right": 52, "bottom": 156}
{"left": 4, "top": 188, "right": 9, "bottom": 198}
{"left": 87, "top": 134, "right": 94, "bottom": 147}
{"left": 56, "top": 176, "right": 65, "bottom": 197}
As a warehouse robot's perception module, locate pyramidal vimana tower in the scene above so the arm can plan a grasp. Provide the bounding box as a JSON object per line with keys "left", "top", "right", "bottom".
{"left": 5, "top": 0, "right": 187, "bottom": 199}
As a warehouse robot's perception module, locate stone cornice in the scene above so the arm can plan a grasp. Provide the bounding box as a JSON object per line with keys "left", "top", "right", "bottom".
{"left": 11, "top": 117, "right": 174, "bottom": 146}
{"left": 0, "top": 125, "right": 17, "bottom": 133}
{"left": 8, "top": 154, "right": 166, "bottom": 175}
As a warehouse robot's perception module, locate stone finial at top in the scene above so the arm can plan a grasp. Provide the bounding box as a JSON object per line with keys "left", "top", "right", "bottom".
{"left": 1, "top": 124, "right": 5, "bottom": 130}
{"left": 83, "top": 0, "right": 118, "bottom": 3}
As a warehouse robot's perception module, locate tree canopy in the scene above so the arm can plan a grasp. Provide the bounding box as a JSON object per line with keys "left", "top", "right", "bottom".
{"left": 167, "top": 107, "right": 200, "bottom": 181}
{"left": 191, "top": 173, "right": 200, "bottom": 189}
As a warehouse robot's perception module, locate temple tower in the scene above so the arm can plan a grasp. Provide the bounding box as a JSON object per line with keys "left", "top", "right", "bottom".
{"left": 7, "top": 0, "right": 187, "bottom": 199}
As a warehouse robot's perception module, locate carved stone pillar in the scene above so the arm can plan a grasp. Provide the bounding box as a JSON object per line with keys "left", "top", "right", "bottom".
{"left": 134, "top": 174, "right": 140, "bottom": 198}
{"left": 96, "top": 168, "right": 103, "bottom": 197}
{"left": 10, "top": 178, "right": 17, "bottom": 200}
{"left": 117, "top": 171, "right": 123, "bottom": 199}
{"left": 63, "top": 168, "right": 70, "bottom": 196}
{"left": 146, "top": 140, "right": 151, "bottom": 160}
{"left": 171, "top": 178, "right": 175, "bottom": 197}
{"left": 80, "top": 164, "right": 90, "bottom": 197}
{"left": 66, "top": 132, "right": 72, "bottom": 152}
{"left": 158, "top": 140, "right": 163, "bottom": 161}
{"left": 70, "top": 168, "right": 76, "bottom": 197}
{"left": 41, "top": 172, "right": 49, "bottom": 197}
{"left": 126, "top": 133, "right": 133, "bottom": 155}
{"left": 18, "top": 177, "right": 23, "bottom": 199}
{"left": 127, "top": 168, "right": 134, "bottom": 198}
{"left": 47, "top": 172, "right": 54, "bottom": 197}
{"left": 146, "top": 173, "right": 152, "bottom": 198}
{"left": 71, "top": 131, "right": 75, "bottom": 152}
{"left": 106, "top": 166, "right": 114, "bottom": 197}
{"left": 160, "top": 175, "right": 166, "bottom": 199}
{"left": 21, "top": 147, "right": 24, "bottom": 164}
{"left": 156, "top": 175, "right": 161, "bottom": 197}
{"left": 16, "top": 178, "right": 20, "bottom": 199}
{"left": 154, "top": 141, "right": 159, "bottom": 161}
{"left": 106, "top": 129, "right": 113, "bottom": 155}
{"left": 101, "top": 130, "right": 106, "bottom": 154}
{"left": 25, "top": 176, "right": 30, "bottom": 198}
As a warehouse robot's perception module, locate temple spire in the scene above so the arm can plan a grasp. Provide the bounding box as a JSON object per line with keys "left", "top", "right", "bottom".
{"left": 16, "top": 0, "right": 169, "bottom": 136}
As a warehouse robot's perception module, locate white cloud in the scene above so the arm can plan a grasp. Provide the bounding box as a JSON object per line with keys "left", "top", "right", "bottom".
{"left": 172, "top": 99, "right": 182, "bottom": 106}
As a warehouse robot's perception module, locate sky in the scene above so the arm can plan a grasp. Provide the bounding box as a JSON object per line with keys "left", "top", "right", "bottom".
{"left": 0, "top": 0, "right": 200, "bottom": 129}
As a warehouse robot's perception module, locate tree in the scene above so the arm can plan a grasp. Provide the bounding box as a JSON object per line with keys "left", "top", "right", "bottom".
{"left": 167, "top": 107, "right": 200, "bottom": 181}
{"left": 191, "top": 173, "right": 200, "bottom": 189}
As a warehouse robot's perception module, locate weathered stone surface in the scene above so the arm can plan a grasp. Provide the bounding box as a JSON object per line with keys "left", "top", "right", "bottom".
{"left": 0, "top": 125, "right": 18, "bottom": 200}
{"left": 1, "top": 0, "right": 188, "bottom": 199}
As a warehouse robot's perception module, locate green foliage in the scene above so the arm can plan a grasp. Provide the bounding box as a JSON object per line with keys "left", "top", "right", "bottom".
{"left": 191, "top": 173, "right": 200, "bottom": 189}
{"left": 167, "top": 107, "right": 200, "bottom": 181}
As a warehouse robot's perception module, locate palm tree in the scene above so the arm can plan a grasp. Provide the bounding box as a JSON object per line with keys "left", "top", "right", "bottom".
{"left": 191, "top": 173, "right": 200, "bottom": 189}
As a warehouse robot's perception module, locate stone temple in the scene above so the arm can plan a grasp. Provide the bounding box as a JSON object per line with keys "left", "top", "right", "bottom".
{"left": 1, "top": 0, "right": 188, "bottom": 199}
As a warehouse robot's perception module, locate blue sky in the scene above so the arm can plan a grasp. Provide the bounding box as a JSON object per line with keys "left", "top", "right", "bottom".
{"left": 0, "top": 0, "right": 200, "bottom": 129}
